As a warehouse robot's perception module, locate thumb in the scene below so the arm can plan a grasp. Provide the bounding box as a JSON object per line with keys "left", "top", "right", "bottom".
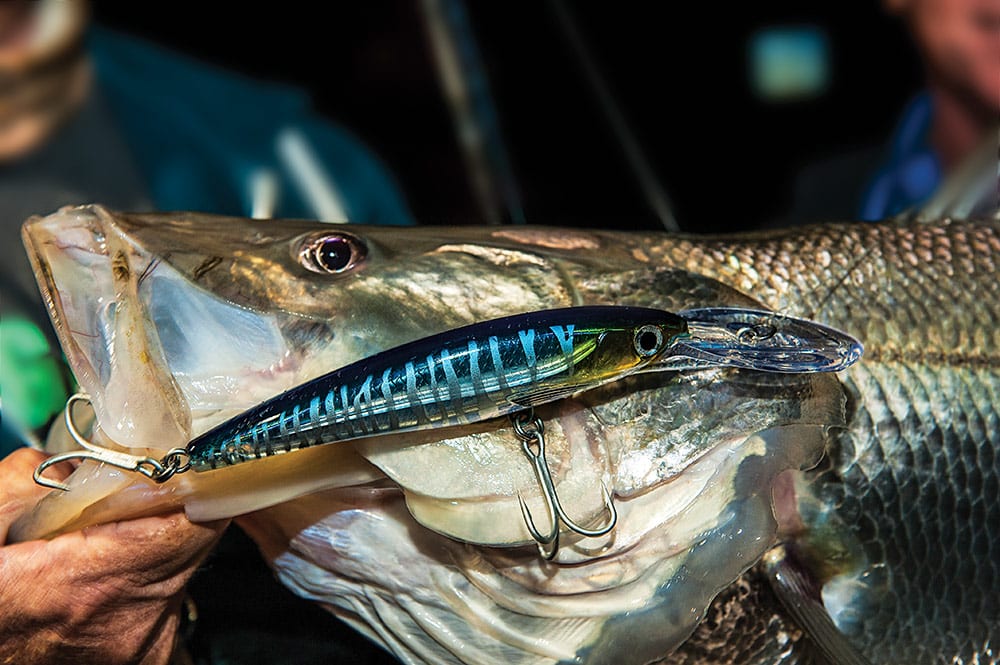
{"left": 0, "top": 448, "right": 74, "bottom": 543}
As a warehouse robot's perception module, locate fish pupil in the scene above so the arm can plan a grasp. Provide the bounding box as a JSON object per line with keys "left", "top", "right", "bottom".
{"left": 316, "top": 238, "right": 353, "bottom": 272}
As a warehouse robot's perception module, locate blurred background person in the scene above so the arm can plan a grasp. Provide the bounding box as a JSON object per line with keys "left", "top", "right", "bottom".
{"left": 0, "top": 2, "right": 410, "bottom": 664}
{"left": 867, "top": 0, "right": 998, "bottom": 219}
{"left": 786, "top": 0, "right": 999, "bottom": 224}
{"left": 1, "top": 0, "right": 414, "bottom": 456}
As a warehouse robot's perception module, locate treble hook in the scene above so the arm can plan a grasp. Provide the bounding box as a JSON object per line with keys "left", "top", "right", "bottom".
{"left": 510, "top": 410, "right": 618, "bottom": 560}
{"left": 33, "top": 393, "right": 190, "bottom": 491}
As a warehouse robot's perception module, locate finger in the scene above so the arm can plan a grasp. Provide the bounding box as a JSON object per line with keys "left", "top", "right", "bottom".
{"left": 0, "top": 448, "right": 73, "bottom": 540}
{"left": 0, "top": 448, "right": 77, "bottom": 496}
{"left": 0, "top": 448, "right": 48, "bottom": 497}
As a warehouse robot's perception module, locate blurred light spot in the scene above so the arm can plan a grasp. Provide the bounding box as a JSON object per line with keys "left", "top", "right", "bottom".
{"left": 749, "top": 26, "right": 830, "bottom": 102}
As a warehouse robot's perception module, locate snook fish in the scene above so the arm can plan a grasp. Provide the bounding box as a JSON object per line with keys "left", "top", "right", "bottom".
{"left": 13, "top": 205, "right": 1000, "bottom": 664}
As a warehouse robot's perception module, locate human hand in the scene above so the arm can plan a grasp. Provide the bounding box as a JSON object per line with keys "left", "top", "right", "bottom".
{"left": 0, "top": 448, "right": 228, "bottom": 664}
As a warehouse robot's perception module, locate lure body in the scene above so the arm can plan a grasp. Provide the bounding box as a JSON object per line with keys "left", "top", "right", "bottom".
{"left": 187, "top": 306, "right": 687, "bottom": 471}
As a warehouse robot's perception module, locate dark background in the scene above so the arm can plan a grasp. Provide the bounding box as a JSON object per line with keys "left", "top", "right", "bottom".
{"left": 92, "top": 2, "right": 923, "bottom": 234}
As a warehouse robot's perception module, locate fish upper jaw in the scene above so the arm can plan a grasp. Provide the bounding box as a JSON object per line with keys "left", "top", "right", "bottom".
{"left": 21, "top": 205, "right": 301, "bottom": 451}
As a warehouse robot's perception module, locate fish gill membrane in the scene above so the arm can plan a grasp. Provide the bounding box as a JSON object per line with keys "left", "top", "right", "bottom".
{"left": 15, "top": 205, "right": 989, "bottom": 664}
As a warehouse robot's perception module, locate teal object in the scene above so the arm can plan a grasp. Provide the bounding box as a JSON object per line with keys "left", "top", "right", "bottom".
{"left": 0, "top": 316, "right": 68, "bottom": 436}
{"left": 0, "top": 418, "right": 25, "bottom": 458}
{"left": 749, "top": 27, "right": 830, "bottom": 101}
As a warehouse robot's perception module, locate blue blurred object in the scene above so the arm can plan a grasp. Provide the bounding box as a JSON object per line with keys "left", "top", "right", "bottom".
{"left": 89, "top": 27, "right": 415, "bottom": 225}
{"left": 749, "top": 26, "right": 830, "bottom": 101}
{"left": 859, "top": 93, "right": 941, "bottom": 220}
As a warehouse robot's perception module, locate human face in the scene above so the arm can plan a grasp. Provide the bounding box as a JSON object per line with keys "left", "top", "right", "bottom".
{"left": 894, "top": 0, "right": 1000, "bottom": 113}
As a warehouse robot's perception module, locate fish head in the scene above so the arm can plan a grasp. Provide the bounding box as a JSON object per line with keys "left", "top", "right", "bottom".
{"left": 17, "top": 205, "right": 851, "bottom": 662}
{"left": 22, "top": 205, "right": 615, "bottom": 449}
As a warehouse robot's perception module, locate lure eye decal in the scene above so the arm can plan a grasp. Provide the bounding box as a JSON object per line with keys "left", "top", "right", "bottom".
{"left": 296, "top": 232, "right": 367, "bottom": 274}
{"left": 633, "top": 325, "right": 665, "bottom": 357}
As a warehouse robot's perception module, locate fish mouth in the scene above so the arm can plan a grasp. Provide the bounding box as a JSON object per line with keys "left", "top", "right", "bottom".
{"left": 22, "top": 205, "right": 300, "bottom": 451}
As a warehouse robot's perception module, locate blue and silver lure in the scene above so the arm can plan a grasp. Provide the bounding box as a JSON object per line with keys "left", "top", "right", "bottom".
{"left": 34, "top": 305, "right": 862, "bottom": 487}
{"left": 188, "top": 306, "right": 688, "bottom": 471}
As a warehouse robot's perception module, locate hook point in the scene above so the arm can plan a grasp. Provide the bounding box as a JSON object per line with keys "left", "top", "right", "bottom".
{"left": 32, "top": 454, "right": 75, "bottom": 492}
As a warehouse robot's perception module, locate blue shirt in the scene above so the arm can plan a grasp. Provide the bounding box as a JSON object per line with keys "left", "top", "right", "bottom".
{"left": 859, "top": 93, "right": 942, "bottom": 221}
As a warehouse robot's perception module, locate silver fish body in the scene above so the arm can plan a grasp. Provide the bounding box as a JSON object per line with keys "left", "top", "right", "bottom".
{"left": 16, "top": 206, "right": 1000, "bottom": 664}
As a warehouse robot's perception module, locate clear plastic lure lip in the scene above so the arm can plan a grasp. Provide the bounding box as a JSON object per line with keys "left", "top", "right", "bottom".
{"left": 655, "top": 307, "right": 864, "bottom": 373}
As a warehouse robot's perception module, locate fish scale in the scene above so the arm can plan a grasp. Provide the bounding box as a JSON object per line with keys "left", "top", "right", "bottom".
{"left": 663, "top": 221, "right": 1000, "bottom": 663}
{"left": 828, "top": 366, "right": 1000, "bottom": 662}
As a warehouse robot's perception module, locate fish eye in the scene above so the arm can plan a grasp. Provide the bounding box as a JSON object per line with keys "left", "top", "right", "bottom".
{"left": 633, "top": 325, "right": 664, "bottom": 357}
{"left": 296, "top": 232, "right": 367, "bottom": 275}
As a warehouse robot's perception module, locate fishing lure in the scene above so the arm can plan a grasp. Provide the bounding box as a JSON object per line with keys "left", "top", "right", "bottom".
{"left": 185, "top": 305, "right": 861, "bottom": 473}
{"left": 35, "top": 305, "right": 861, "bottom": 481}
